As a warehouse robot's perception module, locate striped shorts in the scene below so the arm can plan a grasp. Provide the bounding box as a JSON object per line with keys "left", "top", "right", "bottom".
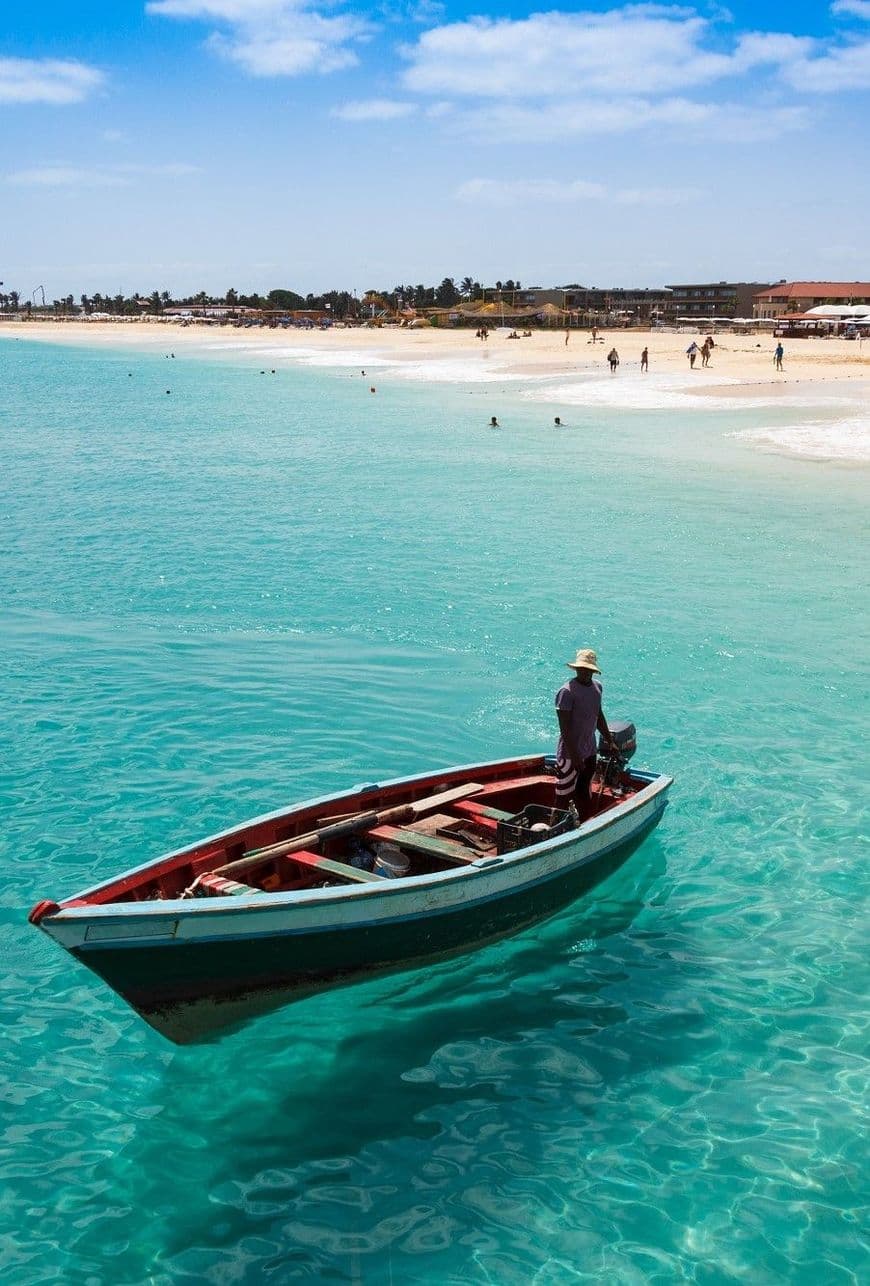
{"left": 555, "top": 751, "right": 596, "bottom": 800}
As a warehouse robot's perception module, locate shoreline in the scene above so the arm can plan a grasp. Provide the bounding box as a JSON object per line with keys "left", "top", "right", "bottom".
{"left": 3, "top": 319, "right": 869, "bottom": 462}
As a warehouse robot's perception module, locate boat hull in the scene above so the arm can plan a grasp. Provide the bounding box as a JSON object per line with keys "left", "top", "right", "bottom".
{"left": 50, "top": 776, "right": 669, "bottom": 1042}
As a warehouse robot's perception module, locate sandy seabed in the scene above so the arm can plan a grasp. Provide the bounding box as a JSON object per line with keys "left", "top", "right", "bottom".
{"left": 3, "top": 319, "right": 869, "bottom": 461}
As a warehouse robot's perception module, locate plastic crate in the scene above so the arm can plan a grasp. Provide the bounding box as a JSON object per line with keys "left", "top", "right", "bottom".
{"left": 496, "top": 805, "right": 573, "bottom": 855}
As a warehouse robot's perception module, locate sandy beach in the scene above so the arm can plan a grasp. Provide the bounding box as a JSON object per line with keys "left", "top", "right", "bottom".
{"left": 4, "top": 319, "right": 869, "bottom": 461}
{"left": 3, "top": 318, "right": 869, "bottom": 385}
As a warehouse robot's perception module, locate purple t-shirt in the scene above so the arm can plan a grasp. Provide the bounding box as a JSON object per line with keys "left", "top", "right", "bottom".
{"left": 555, "top": 677, "right": 602, "bottom": 760}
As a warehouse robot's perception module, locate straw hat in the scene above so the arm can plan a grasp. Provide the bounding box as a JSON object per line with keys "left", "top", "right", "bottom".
{"left": 566, "top": 648, "right": 601, "bottom": 673}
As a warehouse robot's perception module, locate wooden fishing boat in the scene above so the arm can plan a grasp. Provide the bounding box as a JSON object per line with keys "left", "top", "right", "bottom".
{"left": 30, "top": 742, "right": 672, "bottom": 1044}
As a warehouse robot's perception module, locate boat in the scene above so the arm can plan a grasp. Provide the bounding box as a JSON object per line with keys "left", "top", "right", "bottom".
{"left": 29, "top": 730, "right": 672, "bottom": 1044}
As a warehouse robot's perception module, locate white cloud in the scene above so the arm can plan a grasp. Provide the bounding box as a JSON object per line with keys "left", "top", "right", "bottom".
{"left": 332, "top": 98, "right": 417, "bottom": 120}
{"left": 7, "top": 163, "right": 200, "bottom": 187}
{"left": 447, "top": 96, "right": 807, "bottom": 145}
{"left": 121, "top": 162, "right": 201, "bottom": 175}
{"left": 831, "top": 0, "right": 870, "bottom": 19}
{"left": 456, "top": 178, "right": 607, "bottom": 204}
{"left": 401, "top": 11, "right": 760, "bottom": 99}
{"left": 733, "top": 32, "right": 816, "bottom": 69}
{"left": 0, "top": 57, "right": 104, "bottom": 105}
{"left": 147, "top": 1, "right": 295, "bottom": 16}
{"left": 613, "top": 186, "right": 701, "bottom": 206}
{"left": 784, "top": 39, "right": 870, "bottom": 90}
{"left": 8, "top": 167, "right": 129, "bottom": 188}
{"left": 144, "top": 1, "right": 870, "bottom": 136}
{"left": 455, "top": 177, "right": 701, "bottom": 207}
{"left": 148, "top": 0, "right": 369, "bottom": 76}
{"left": 394, "top": 8, "right": 862, "bottom": 141}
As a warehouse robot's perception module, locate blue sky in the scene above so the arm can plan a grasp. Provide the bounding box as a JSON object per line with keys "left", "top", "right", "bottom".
{"left": 2, "top": 1, "right": 869, "bottom": 299}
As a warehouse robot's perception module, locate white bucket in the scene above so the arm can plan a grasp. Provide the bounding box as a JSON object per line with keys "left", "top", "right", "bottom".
{"left": 373, "top": 843, "right": 410, "bottom": 879}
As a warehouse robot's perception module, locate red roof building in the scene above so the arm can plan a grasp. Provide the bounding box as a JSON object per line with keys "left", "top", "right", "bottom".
{"left": 754, "top": 282, "right": 870, "bottom": 318}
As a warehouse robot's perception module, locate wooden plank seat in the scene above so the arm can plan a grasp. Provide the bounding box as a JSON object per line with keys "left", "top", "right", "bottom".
{"left": 452, "top": 800, "right": 514, "bottom": 826}
{"left": 195, "top": 873, "right": 263, "bottom": 897}
{"left": 284, "top": 849, "right": 386, "bottom": 884}
{"left": 474, "top": 774, "right": 555, "bottom": 798}
{"left": 365, "top": 824, "right": 485, "bottom": 866}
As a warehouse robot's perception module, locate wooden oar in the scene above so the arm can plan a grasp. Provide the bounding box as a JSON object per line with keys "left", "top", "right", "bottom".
{"left": 317, "top": 782, "right": 484, "bottom": 827}
{"left": 212, "top": 782, "right": 484, "bottom": 882}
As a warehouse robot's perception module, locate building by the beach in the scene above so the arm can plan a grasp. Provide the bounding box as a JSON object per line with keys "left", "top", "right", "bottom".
{"left": 753, "top": 281, "right": 870, "bottom": 319}
{"left": 664, "top": 281, "right": 772, "bottom": 320}
{"left": 497, "top": 286, "right": 671, "bottom": 325}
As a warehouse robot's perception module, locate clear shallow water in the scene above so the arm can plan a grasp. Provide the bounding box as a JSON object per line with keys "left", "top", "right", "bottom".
{"left": 1, "top": 336, "right": 867, "bottom": 1283}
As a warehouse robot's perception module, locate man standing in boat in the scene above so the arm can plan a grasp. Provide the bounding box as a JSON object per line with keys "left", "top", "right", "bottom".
{"left": 555, "top": 648, "right": 615, "bottom": 819}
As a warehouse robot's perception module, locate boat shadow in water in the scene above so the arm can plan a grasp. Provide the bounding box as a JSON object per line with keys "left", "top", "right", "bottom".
{"left": 64, "top": 838, "right": 713, "bottom": 1277}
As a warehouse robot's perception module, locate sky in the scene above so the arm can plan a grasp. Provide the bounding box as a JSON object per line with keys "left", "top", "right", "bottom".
{"left": 2, "top": 1, "right": 869, "bottom": 300}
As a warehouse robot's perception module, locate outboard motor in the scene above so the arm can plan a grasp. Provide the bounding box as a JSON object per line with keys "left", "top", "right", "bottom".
{"left": 597, "top": 719, "right": 636, "bottom": 792}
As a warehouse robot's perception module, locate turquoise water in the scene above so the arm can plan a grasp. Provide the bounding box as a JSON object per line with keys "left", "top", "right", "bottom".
{"left": 1, "top": 335, "right": 867, "bottom": 1283}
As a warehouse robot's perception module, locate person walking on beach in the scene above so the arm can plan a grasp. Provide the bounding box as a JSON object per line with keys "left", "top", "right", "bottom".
{"left": 687, "top": 341, "right": 699, "bottom": 369}
{"left": 701, "top": 338, "right": 712, "bottom": 368}
{"left": 565, "top": 328, "right": 570, "bottom": 346}
{"left": 640, "top": 346, "right": 649, "bottom": 373}
{"left": 607, "top": 347, "right": 619, "bottom": 373}
{"left": 555, "top": 649, "right": 616, "bottom": 820}
{"left": 774, "top": 342, "right": 784, "bottom": 371}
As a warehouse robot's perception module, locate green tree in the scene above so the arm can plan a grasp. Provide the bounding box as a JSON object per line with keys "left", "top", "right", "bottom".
{"left": 435, "top": 277, "right": 459, "bottom": 307}
{"left": 267, "top": 288, "right": 306, "bottom": 311}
